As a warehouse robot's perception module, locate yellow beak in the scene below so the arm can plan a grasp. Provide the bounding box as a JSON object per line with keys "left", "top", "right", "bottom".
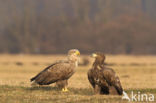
{"left": 75, "top": 51, "right": 80, "bottom": 56}
{"left": 91, "top": 53, "right": 97, "bottom": 58}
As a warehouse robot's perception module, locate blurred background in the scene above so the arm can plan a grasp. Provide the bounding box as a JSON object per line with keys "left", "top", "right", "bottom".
{"left": 0, "top": 0, "right": 156, "bottom": 54}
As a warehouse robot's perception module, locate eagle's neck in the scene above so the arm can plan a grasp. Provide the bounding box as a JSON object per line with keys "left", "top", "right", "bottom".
{"left": 75, "top": 61, "right": 78, "bottom": 67}
{"left": 68, "top": 56, "right": 78, "bottom": 67}
{"left": 93, "top": 62, "right": 104, "bottom": 70}
{"left": 68, "top": 60, "right": 78, "bottom": 68}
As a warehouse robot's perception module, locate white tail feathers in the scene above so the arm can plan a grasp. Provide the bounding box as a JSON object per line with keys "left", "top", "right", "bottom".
{"left": 31, "top": 81, "right": 38, "bottom": 87}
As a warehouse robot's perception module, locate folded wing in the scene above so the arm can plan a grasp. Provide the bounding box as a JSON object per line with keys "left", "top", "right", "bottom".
{"left": 30, "top": 61, "right": 72, "bottom": 85}
{"left": 102, "top": 68, "right": 123, "bottom": 95}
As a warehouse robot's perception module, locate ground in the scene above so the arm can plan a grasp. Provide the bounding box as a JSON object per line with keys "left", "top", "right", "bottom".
{"left": 0, "top": 54, "right": 156, "bottom": 103}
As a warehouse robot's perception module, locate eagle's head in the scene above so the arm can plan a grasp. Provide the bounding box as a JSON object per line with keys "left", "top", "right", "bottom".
{"left": 68, "top": 49, "right": 80, "bottom": 63}
{"left": 91, "top": 52, "right": 105, "bottom": 66}
{"left": 68, "top": 49, "right": 80, "bottom": 56}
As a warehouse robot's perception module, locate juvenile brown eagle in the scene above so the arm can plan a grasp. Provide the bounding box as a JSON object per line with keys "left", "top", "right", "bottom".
{"left": 30, "top": 49, "right": 80, "bottom": 92}
{"left": 88, "top": 52, "right": 123, "bottom": 95}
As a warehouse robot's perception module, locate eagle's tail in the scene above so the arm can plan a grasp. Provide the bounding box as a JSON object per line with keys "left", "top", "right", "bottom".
{"left": 114, "top": 85, "right": 123, "bottom": 95}
{"left": 30, "top": 76, "right": 36, "bottom": 82}
{"left": 114, "top": 76, "right": 123, "bottom": 95}
{"left": 30, "top": 72, "right": 41, "bottom": 82}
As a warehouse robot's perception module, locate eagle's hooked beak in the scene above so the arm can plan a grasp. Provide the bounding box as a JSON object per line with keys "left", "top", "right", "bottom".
{"left": 75, "top": 51, "right": 80, "bottom": 56}
{"left": 91, "top": 53, "right": 97, "bottom": 58}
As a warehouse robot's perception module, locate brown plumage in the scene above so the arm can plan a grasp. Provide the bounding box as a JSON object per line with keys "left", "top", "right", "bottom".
{"left": 56, "top": 80, "right": 68, "bottom": 89}
{"left": 88, "top": 52, "right": 123, "bottom": 95}
{"left": 30, "top": 49, "right": 80, "bottom": 92}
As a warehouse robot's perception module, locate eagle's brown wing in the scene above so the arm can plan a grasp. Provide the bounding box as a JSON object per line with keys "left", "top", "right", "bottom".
{"left": 87, "top": 69, "right": 96, "bottom": 88}
{"left": 88, "top": 68, "right": 110, "bottom": 94}
{"left": 102, "top": 67, "right": 123, "bottom": 95}
{"left": 30, "top": 61, "right": 75, "bottom": 85}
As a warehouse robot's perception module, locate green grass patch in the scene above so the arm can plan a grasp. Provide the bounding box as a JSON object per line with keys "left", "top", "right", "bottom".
{"left": 0, "top": 85, "right": 155, "bottom": 103}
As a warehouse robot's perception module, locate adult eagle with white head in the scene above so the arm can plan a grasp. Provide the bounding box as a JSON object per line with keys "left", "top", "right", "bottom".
{"left": 30, "top": 49, "right": 80, "bottom": 92}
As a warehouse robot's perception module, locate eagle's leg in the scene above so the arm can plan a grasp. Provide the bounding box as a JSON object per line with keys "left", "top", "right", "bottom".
{"left": 61, "top": 80, "right": 68, "bottom": 92}
{"left": 109, "top": 86, "right": 118, "bottom": 95}
{"left": 94, "top": 85, "right": 101, "bottom": 94}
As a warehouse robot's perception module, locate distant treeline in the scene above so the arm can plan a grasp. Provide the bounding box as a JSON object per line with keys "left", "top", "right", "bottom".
{"left": 0, "top": 0, "right": 156, "bottom": 54}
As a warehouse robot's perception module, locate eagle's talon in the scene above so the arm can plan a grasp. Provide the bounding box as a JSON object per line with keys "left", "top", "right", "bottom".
{"left": 62, "top": 87, "right": 69, "bottom": 92}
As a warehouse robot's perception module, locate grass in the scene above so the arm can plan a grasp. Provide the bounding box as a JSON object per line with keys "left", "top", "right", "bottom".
{"left": 0, "top": 54, "right": 156, "bottom": 103}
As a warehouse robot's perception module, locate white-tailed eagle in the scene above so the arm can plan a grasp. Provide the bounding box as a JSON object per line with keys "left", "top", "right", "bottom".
{"left": 30, "top": 49, "right": 80, "bottom": 92}
{"left": 88, "top": 52, "right": 123, "bottom": 95}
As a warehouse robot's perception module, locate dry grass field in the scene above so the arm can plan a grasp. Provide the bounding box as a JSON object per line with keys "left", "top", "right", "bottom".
{"left": 0, "top": 54, "right": 156, "bottom": 103}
